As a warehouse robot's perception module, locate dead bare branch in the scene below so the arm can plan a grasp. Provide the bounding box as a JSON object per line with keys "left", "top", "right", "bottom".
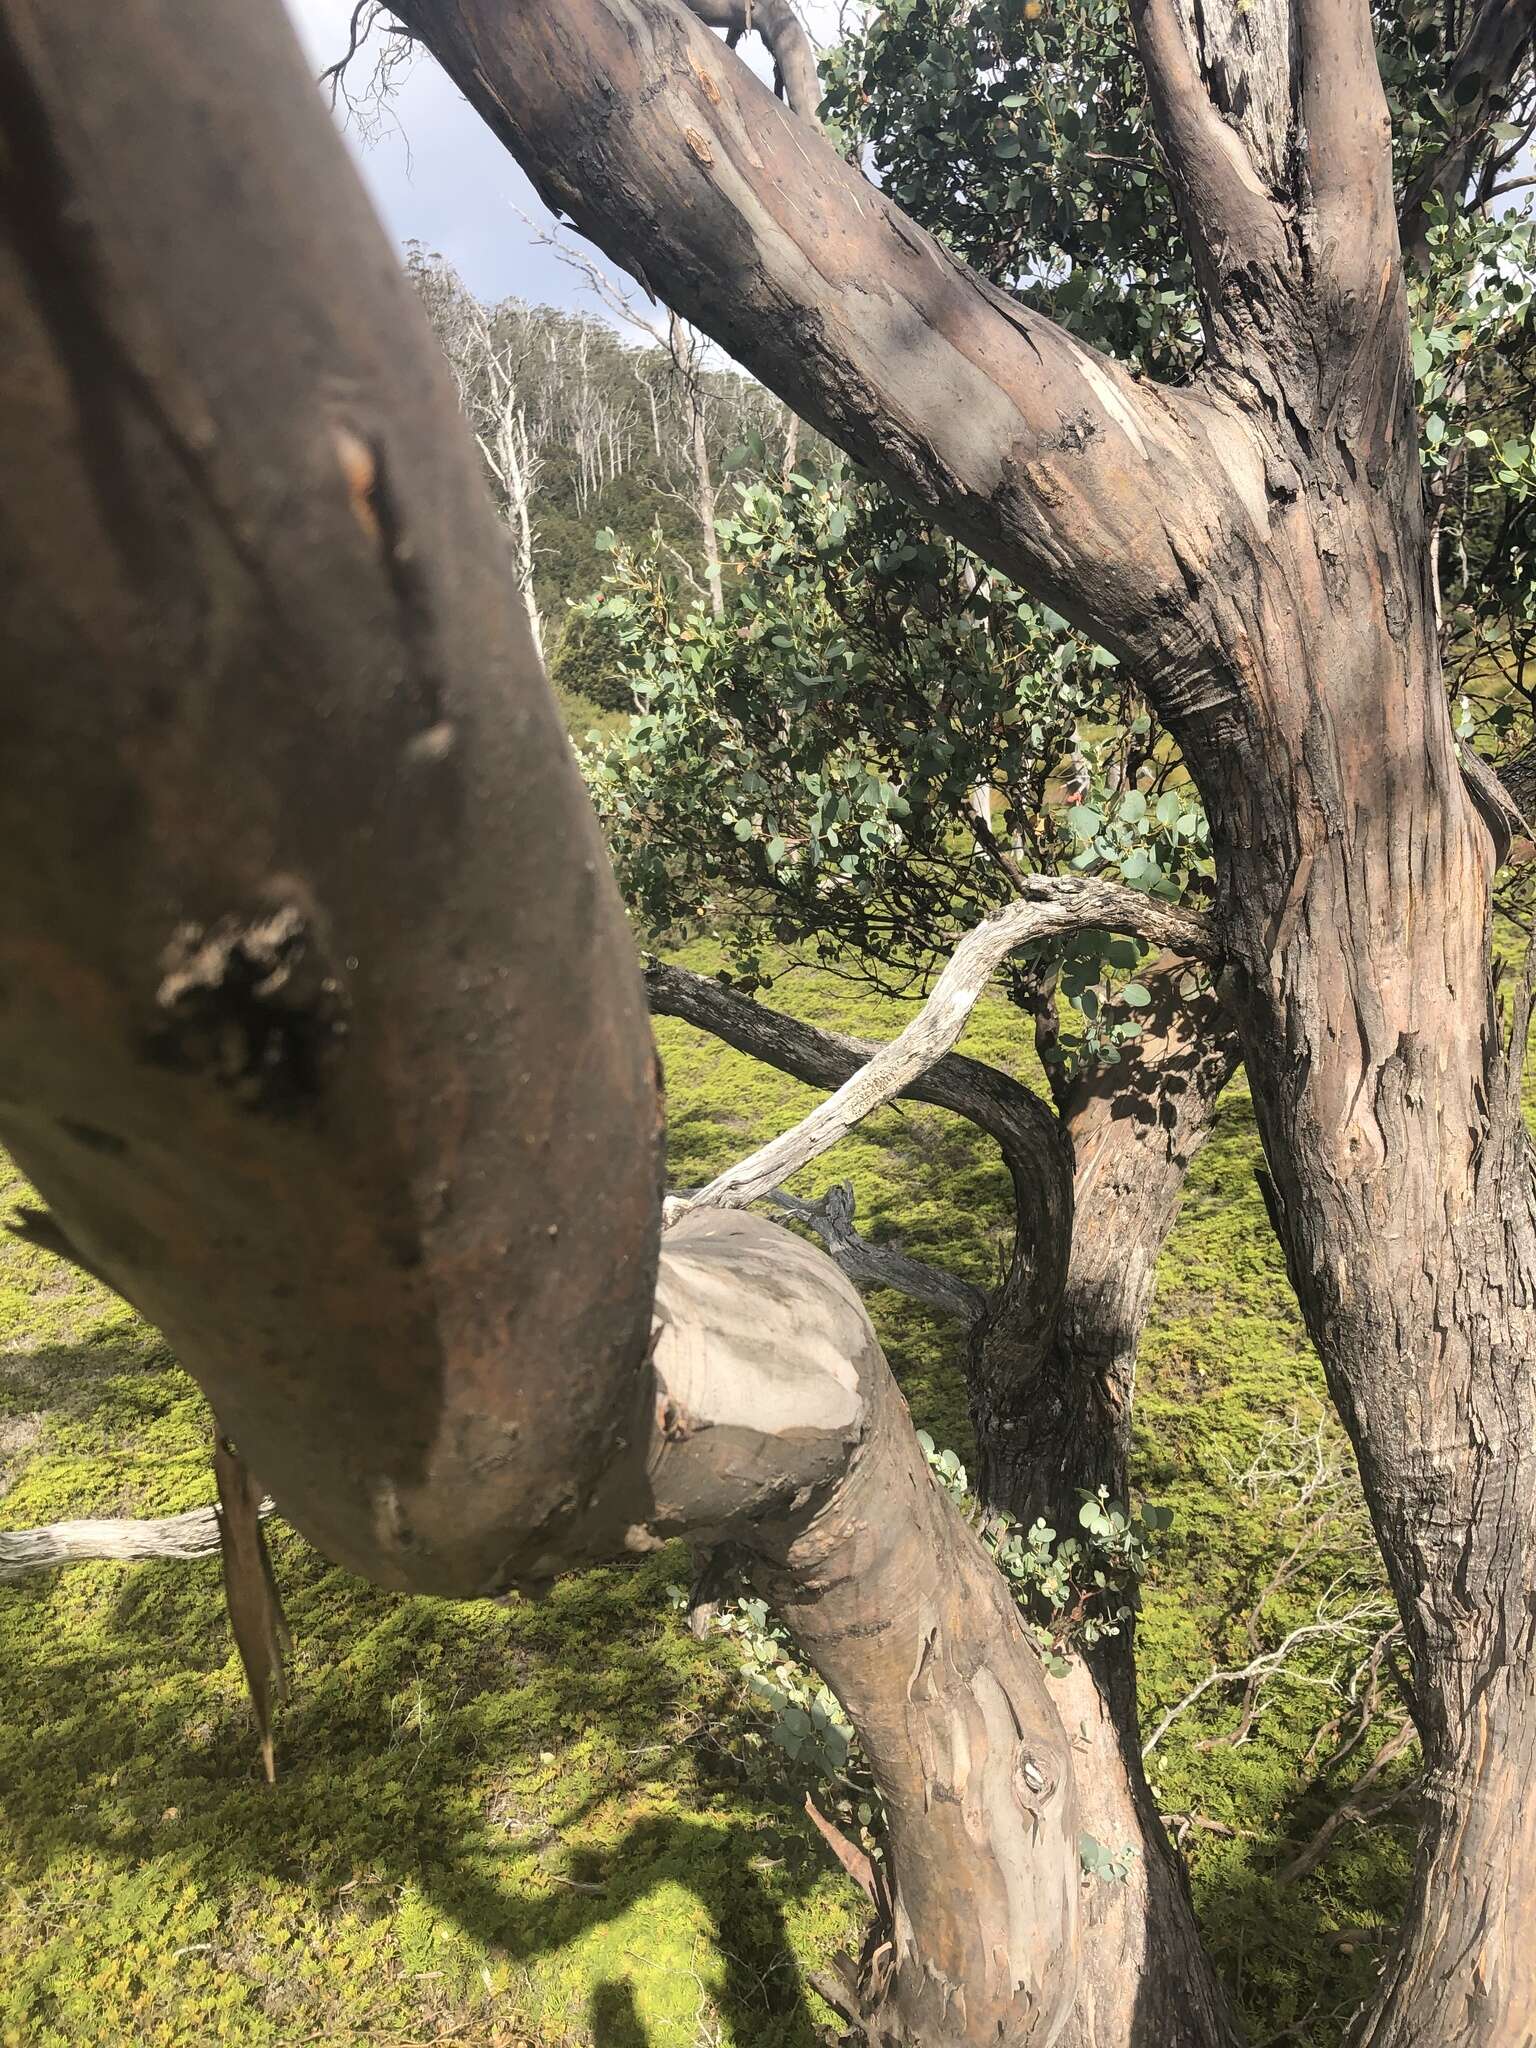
{"left": 672, "top": 878, "right": 1217, "bottom": 1217}
{"left": 0, "top": 1498, "right": 275, "bottom": 1584}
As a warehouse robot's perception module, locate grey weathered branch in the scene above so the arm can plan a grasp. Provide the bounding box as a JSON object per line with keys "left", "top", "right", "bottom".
{"left": 671, "top": 879, "right": 1217, "bottom": 1216}
{"left": 647, "top": 955, "right": 1072, "bottom": 1353}
{"left": 666, "top": 1176, "right": 985, "bottom": 1321}
{"left": 766, "top": 1183, "right": 987, "bottom": 1323}
{"left": 680, "top": 0, "right": 820, "bottom": 118}
{"left": 0, "top": 1499, "right": 274, "bottom": 1584}
{"left": 1141, "top": 1590, "right": 1397, "bottom": 1759}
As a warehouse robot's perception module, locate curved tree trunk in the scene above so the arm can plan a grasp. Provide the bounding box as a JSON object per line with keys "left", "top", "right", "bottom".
{"left": 1009, "top": 962, "right": 1243, "bottom": 2048}
{"left": 652, "top": 955, "right": 1245, "bottom": 2046}
{"left": 1129, "top": 22, "right": 1536, "bottom": 2034}
{"left": 0, "top": 6, "right": 1084, "bottom": 2040}
{"left": 1197, "top": 552, "right": 1536, "bottom": 2048}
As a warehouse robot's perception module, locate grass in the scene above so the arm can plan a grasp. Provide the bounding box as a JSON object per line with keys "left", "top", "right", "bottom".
{"left": 0, "top": 948, "right": 1426, "bottom": 2046}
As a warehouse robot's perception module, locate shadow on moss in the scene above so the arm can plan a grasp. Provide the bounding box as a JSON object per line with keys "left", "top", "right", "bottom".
{"left": 0, "top": 1535, "right": 846, "bottom": 2046}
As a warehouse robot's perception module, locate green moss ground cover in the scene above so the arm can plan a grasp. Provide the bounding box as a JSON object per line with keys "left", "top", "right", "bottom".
{"left": 0, "top": 950, "right": 1442, "bottom": 2044}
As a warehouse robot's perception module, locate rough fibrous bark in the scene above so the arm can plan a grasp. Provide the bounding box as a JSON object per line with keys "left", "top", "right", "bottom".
{"left": 1033, "top": 962, "right": 1243, "bottom": 2048}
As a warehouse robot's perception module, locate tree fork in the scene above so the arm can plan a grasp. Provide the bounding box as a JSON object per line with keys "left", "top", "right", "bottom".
{"left": 651, "top": 953, "right": 1246, "bottom": 2046}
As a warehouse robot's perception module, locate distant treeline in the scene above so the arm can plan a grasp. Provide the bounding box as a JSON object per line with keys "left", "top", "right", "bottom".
{"left": 407, "top": 242, "right": 804, "bottom": 701}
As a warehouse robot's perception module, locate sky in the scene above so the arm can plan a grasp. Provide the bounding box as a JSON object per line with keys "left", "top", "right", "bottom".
{"left": 280, "top": 0, "right": 838, "bottom": 316}
{"left": 281, "top": 0, "right": 603, "bottom": 306}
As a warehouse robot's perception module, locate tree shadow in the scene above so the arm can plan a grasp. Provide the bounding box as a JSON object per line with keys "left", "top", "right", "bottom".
{"left": 0, "top": 1539, "right": 842, "bottom": 2047}
{"left": 590, "top": 1977, "right": 651, "bottom": 2046}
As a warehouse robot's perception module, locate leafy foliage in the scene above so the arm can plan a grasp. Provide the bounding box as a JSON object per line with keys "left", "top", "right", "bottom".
{"left": 821, "top": 0, "right": 1198, "bottom": 375}
{"left": 1409, "top": 204, "right": 1536, "bottom": 738}
{"left": 915, "top": 1432, "right": 1173, "bottom": 1675}
{"left": 583, "top": 455, "right": 1212, "bottom": 1075}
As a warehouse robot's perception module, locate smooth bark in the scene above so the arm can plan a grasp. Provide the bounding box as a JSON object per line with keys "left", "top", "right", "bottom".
{"left": 0, "top": 5, "right": 1085, "bottom": 2038}
{"left": 403, "top": 0, "right": 1536, "bottom": 2031}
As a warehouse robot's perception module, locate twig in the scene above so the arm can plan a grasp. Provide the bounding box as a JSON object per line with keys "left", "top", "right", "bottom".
{"left": 1278, "top": 1720, "right": 1421, "bottom": 1884}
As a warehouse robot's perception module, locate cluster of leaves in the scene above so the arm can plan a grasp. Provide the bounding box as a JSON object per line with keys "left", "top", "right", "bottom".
{"left": 1408, "top": 203, "right": 1536, "bottom": 743}
{"left": 823, "top": 2, "right": 1528, "bottom": 373}
{"left": 581, "top": 453, "right": 1212, "bottom": 1068}
{"left": 915, "top": 1433, "right": 1173, "bottom": 1676}
{"left": 821, "top": 0, "right": 1535, "bottom": 747}
{"left": 819, "top": 0, "right": 1199, "bottom": 375}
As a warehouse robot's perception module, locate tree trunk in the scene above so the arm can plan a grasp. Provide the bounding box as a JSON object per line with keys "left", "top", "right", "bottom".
{"left": 0, "top": 6, "right": 1085, "bottom": 2038}
{"left": 999, "top": 962, "right": 1243, "bottom": 2048}
{"left": 1185, "top": 521, "right": 1536, "bottom": 2045}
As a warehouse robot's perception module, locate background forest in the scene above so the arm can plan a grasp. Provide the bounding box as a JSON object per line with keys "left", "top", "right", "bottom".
{"left": 2, "top": 2, "right": 1534, "bottom": 2044}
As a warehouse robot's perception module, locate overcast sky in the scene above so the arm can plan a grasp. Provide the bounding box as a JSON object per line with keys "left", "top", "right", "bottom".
{"left": 280, "top": 0, "right": 605, "bottom": 306}
{"left": 280, "top": 0, "right": 838, "bottom": 318}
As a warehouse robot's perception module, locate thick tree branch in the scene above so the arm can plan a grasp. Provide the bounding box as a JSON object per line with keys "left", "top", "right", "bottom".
{"left": 389, "top": 0, "right": 1225, "bottom": 670}
{"left": 680, "top": 0, "right": 820, "bottom": 118}
{"left": 1294, "top": 0, "right": 1398, "bottom": 294}
{"left": 1133, "top": 0, "right": 1402, "bottom": 394}
{"left": 0, "top": 0, "right": 666, "bottom": 1598}
{"left": 670, "top": 881, "right": 1217, "bottom": 1214}
{"left": 1130, "top": 0, "right": 1292, "bottom": 310}
{"left": 0, "top": 9, "right": 1084, "bottom": 2034}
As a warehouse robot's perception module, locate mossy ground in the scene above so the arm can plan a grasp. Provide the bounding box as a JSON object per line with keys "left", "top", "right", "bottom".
{"left": 0, "top": 947, "right": 1449, "bottom": 2045}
